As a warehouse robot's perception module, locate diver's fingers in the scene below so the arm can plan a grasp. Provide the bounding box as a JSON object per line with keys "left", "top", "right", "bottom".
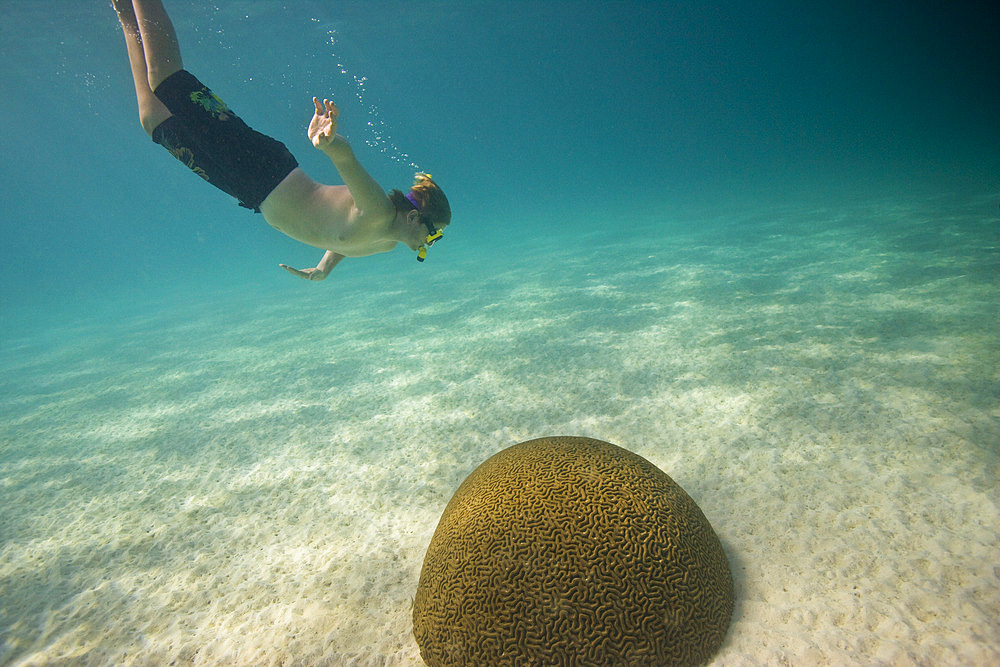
{"left": 279, "top": 263, "right": 307, "bottom": 279}
{"left": 313, "top": 97, "right": 323, "bottom": 114}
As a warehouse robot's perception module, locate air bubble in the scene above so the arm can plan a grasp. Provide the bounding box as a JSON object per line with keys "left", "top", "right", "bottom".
{"left": 327, "top": 43, "right": 422, "bottom": 169}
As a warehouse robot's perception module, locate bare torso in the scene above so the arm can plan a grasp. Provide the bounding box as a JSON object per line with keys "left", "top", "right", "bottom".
{"left": 260, "top": 168, "right": 398, "bottom": 257}
{"left": 113, "top": 1, "right": 424, "bottom": 282}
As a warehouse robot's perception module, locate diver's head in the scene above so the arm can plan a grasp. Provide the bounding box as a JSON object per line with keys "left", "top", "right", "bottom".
{"left": 389, "top": 173, "right": 451, "bottom": 262}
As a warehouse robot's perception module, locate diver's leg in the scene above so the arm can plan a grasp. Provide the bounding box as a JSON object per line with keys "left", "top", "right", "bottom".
{"left": 112, "top": 0, "right": 171, "bottom": 135}
{"left": 131, "top": 0, "right": 184, "bottom": 90}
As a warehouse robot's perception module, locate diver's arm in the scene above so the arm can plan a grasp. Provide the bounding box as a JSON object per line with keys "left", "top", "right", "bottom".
{"left": 279, "top": 250, "right": 345, "bottom": 282}
{"left": 323, "top": 140, "right": 395, "bottom": 221}
{"left": 316, "top": 250, "right": 345, "bottom": 275}
{"left": 308, "top": 97, "right": 394, "bottom": 221}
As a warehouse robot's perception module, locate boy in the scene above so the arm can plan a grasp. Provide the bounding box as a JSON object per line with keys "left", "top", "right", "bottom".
{"left": 112, "top": 0, "right": 451, "bottom": 280}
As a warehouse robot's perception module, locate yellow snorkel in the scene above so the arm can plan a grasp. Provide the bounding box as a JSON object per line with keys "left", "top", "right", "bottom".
{"left": 407, "top": 187, "right": 443, "bottom": 262}
{"left": 417, "top": 228, "right": 444, "bottom": 262}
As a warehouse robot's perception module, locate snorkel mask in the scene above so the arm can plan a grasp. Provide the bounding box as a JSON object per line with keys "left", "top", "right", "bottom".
{"left": 406, "top": 189, "right": 443, "bottom": 262}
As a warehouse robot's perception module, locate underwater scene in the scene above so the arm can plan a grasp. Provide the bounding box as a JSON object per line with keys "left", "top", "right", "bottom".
{"left": 1, "top": 1, "right": 997, "bottom": 665}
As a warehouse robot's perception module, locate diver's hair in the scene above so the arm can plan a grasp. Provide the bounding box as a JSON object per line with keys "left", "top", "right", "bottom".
{"left": 389, "top": 172, "right": 452, "bottom": 228}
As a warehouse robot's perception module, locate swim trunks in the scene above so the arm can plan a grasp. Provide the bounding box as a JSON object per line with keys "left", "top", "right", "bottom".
{"left": 150, "top": 69, "right": 298, "bottom": 213}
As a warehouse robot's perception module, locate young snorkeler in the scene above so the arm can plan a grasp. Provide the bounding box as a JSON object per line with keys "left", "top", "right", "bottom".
{"left": 112, "top": 0, "right": 450, "bottom": 280}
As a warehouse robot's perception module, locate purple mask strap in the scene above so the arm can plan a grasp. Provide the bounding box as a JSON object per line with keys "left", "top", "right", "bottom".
{"left": 405, "top": 192, "right": 421, "bottom": 210}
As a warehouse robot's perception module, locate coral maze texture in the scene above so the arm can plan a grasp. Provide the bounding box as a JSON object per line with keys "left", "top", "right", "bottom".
{"left": 413, "top": 436, "right": 734, "bottom": 666}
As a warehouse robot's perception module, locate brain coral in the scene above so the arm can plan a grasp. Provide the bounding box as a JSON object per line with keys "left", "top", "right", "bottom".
{"left": 412, "top": 436, "right": 734, "bottom": 666}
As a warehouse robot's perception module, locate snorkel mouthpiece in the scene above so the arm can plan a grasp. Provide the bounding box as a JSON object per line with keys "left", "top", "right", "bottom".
{"left": 416, "top": 228, "right": 443, "bottom": 262}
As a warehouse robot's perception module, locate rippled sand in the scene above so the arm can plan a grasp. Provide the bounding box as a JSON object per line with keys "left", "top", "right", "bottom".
{"left": 2, "top": 196, "right": 997, "bottom": 665}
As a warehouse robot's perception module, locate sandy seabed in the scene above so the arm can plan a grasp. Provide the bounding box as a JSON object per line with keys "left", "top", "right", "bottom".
{"left": 1, "top": 194, "right": 998, "bottom": 665}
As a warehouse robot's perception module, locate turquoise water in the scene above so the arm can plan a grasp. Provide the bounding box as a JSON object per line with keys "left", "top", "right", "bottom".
{"left": 2, "top": 2, "right": 998, "bottom": 664}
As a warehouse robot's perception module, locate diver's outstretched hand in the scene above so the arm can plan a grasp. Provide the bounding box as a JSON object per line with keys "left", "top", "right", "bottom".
{"left": 282, "top": 251, "right": 344, "bottom": 282}
{"left": 308, "top": 97, "right": 339, "bottom": 151}
{"left": 279, "top": 263, "right": 327, "bottom": 281}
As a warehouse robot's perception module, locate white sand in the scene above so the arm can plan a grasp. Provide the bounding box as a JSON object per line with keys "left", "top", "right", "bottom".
{"left": 1, "top": 197, "right": 997, "bottom": 665}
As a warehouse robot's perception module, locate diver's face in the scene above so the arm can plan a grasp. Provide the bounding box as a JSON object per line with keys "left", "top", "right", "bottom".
{"left": 402, "top": 211, "right": 442, "bottom": 246}
{"left": 406, "top": 211, "right": 444, "bottom": 262}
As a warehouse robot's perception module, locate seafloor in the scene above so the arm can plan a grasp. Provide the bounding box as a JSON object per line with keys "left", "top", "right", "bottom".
{"left": 1, "top": 195, "right": 997, "bottom": 665}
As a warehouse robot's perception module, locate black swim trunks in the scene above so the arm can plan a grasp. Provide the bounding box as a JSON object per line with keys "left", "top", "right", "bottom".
{"left": 150, "top": 69, "right": 298, "bottom": 213}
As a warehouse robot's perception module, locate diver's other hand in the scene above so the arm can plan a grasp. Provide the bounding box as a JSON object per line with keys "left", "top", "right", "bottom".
{"left": 280, "top": 263, "right": 327, "bottom": 281}
{"left": 308, "top": 97, "right": 339, "bottom": 150}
